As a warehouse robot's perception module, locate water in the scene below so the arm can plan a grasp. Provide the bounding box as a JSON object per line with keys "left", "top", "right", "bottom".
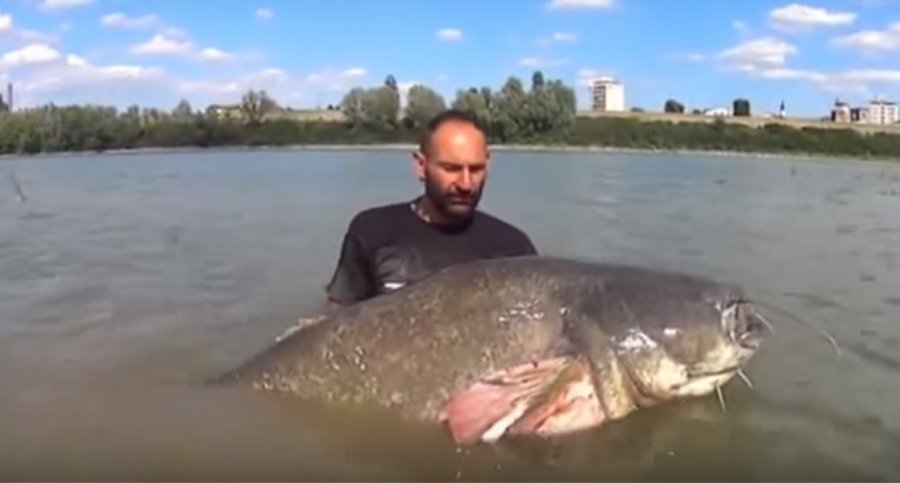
{"left": 1, "top": 149, "right": 899, "bottom": 481}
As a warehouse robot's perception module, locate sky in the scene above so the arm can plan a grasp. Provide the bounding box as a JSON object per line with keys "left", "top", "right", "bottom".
{"left": 1, "top": 0, "right": 900, "bottom": 117}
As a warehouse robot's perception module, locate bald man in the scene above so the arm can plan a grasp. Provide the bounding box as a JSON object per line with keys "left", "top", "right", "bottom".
{"left": 325, "top": 109, "right": 538, "bottom": 306}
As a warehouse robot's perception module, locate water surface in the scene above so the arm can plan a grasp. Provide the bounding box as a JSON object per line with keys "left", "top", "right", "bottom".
{"left": 2, "top": 149, "right": 899, "bottom": 481}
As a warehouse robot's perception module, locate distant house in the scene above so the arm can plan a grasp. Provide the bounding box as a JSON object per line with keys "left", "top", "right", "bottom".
{"left": 831, "top": 99, "right": 851, "bottom": 123}
{"left": 703, "top": 107, "right": 729, "bottom": 117}
{"left": 206, "top": 104, "right": 242, "bottom": 120}
{"left": 868, "top": 97, "right": 898, "bottom": 125}
{"left": 590, "top": 77, "right": 625, "bottom": 112}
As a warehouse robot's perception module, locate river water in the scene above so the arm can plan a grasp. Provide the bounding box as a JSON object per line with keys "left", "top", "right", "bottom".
{"left": 1, "top": 148, "right": 899, "bottom": 481}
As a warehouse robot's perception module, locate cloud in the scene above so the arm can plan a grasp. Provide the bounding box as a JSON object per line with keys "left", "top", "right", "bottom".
{"left": 733, "top": 20, "right": 752, "bottom": 37}
{"left": 131, "top": 33, "right": 192, "bottom": 56}
{"left": 769, "top": 3, "right": 857, "bottom": 31}
{"left": 175, "top": 66, "right": 369, "bottom": 107}
{"left": 8, "top": 41, "right": 369, "bottom": 110}
{"left": 715, "top": 36, "right": 900, "bottom": 94}
{"left": 101, "top": 12, "right": 160, "bottom": 30}
{"left": 0, "top": 12, "right": 62, "bottom": 48}
{"left": 547, "top": 0, "right": 615, "bottom": 10}
{"left": 436, "top": 28, "right": 463, "bottom": 41}
{"left": 255, "top": 8, "right": 273, "bottom": 20}
{"left": 717, "top": 37, "right": 797, "bottom": 70}
{"left": 130, "top": 32, "right": 237, "bottom": 62}
{"left": 19, "top": 54, "right": 165, "bottom": 95}
{"left": 832, "top": 21, "right": 900, "bottom": 53}
{"left": 538, "top": 31, "right": 578, "bottom": 45}
{"left": 552, "top": 32, "right": 577, "bottom": 42}
{"left": 734, "top": 64, "right": 900, "bottom": 94}
{"left": 39, "top": 0, "right": 93, "bottom": 11}
{"left": 198, "top": 47, "right": 235, "bottom": 62}
{"left": 519, "top": 57, "right": 568, "bottom": 68}
{"left": 1, "top": 43, "right": 61, "bottom": 68}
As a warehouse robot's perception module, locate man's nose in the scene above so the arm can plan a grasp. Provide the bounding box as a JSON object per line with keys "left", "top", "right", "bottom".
{"left": 456, "top": 169, "right": 474, "bottom": 190}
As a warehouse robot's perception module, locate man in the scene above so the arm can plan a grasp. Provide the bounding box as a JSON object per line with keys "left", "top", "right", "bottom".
{"left": 324, "top": 109, "right": 538, "bottom": 306}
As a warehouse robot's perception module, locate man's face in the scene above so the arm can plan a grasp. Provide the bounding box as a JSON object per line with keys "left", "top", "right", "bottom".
{"left": 415, "top": 121, "right": 490, "bottom": 222}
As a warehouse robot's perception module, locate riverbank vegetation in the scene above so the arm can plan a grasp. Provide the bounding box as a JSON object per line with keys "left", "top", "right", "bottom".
{"left": 1, "top": 71, "right": 899, "bottom": 159}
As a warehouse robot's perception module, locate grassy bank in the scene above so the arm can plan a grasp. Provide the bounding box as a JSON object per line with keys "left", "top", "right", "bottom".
{"left": 3, "top": 111, "right": 900, "bottom": 161}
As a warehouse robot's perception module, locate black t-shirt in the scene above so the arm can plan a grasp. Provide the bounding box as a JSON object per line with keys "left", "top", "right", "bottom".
{"left": 325, "top": 200, "right": 538, "bottom": 304}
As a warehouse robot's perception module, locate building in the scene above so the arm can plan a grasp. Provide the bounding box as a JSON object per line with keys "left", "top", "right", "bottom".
{"left": 851, "top": 107, "right": 869, "bottom": 123}
{"left": 703, "top": 107, "right": 729, "bottom": 117}
{"left": 590, "top": 77, "right": 625, "bottom": 112}
{"left": 831, "top": 99, "right": 851, "bottom": 123}
{"left": 868, "top": 97, "right": 898, "bottom": 125}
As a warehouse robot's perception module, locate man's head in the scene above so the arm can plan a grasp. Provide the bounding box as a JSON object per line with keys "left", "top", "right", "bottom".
{"left": 413, "top": 109, "right": 490, "bottom": 224}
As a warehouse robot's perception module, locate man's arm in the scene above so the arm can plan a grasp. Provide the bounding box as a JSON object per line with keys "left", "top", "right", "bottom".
{"left": 325, "top": 227, "right": 374, "bottom": 306}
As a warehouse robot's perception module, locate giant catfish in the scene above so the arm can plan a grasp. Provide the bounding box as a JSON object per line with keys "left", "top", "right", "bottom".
{"left": 215, "top": 256, "right": 768, "bottom": 444}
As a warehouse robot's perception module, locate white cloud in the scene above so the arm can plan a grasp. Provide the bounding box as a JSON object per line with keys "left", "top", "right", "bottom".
{"left": 0, "top": 12, "right": 62, "bottom": 47}
{"left": 718, "top": 37, "right": 797, "bottom": 70}
{"left": 176, "top": 66, "right": 369, "bottom": 107}
{"left": 255, "top": 8, "right": 273, "bottom": 20}
{"left": 684, "top": 53, "right": 706, "bottom": 62}
{"left": 304, "top": 67, "right": 367, "bottom": 90}
{"left": 101, "top": 12, "right": 160, "bottom": 30}
{"left": 436, "top": 28, "right": 463, "bottom": 41}
{"left": 733, "top": 20, "right": 752, "bottom": 36}
{"left": 0, "top": 43, "right": 61, "bottom": 68}
{"left": 769, "top": 3, "right": 857, "bottom": 30}
{"left": 6, "top": 46, "right": 165, "bottom": 108}
{"left": 8, "top": 46, "right": 370, "bottom": 110}
{"left": 832, "top": 21, "right": 900, "bottom": 52}
{"left": 519, "top": 57, "right": 568, "bottom": 68}
{"left": 538, "top": 31, "right": 578, "bottom": 45}
{"left": 131, "top": 33, "right": 192, "bottom": 56}
{"left": 198, "top": 47, "right": 234, "bottom": 62}
{"left": 0, "top": 13, "right": 12, "bottom": 33}
{"left": 39, "top": 0, "right": 93, "bottom": 11}
{"left": 739, "top": 65, "right": 900, "bottom": 94}
{"left": 552, "top": 32, "right": 577, "bottom": 42}
{"left": 548, "top": 0, "right": 615, "bottom": 10}
{"left": 130, "top": 33, "right": 237, "bottom": 63}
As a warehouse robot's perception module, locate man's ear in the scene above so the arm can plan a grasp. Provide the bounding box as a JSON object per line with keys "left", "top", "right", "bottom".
{"left": 412, "top": 149, "right": 427, "bottom": 181}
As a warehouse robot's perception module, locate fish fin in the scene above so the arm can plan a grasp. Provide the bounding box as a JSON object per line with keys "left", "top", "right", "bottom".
{"left": 507, "top": 358, "right": 606, "bottom": 436}
{"left": 441, "top": 356, "right": 574, "bottom": 444}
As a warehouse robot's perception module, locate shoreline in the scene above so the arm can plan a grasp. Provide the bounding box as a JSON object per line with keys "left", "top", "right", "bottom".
{"left": 2, "top": 143, "right": 899, "bottom": 165}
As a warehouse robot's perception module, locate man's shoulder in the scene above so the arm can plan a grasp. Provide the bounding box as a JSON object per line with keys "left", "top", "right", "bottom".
{"left": 349, "top": 201, "right": 409, "bottom": 223}
{"left": 473, "top": 210, "right": 536, "bottom": 248}
{"left": 474, "top": 210, "right": 525, "bottom": 233}
{"left": 345, "top": 201, "right": 411, "bottom": 234}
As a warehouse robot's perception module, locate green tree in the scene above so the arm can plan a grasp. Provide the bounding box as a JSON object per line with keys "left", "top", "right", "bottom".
{"left": 240, "top": 89, "right": 277, "bottom": 125}
{"left": 172, "top": 99, "right": 193, "bottom": 120}
{"left": 404, "top": 84, "right": 446, "bottom": 128}
{"left": 733, "top": 98, "right": 751, "bottom": 117}
{"left": 664, "top": 99, "right": 685, "bottom": 114}
{"left": 340, "top": 87, "right": 368, "bottom": 125}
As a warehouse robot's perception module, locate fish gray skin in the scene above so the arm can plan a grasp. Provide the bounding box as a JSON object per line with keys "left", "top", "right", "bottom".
{"left": 215, "top": 256, "right": 767, "bottom": 445}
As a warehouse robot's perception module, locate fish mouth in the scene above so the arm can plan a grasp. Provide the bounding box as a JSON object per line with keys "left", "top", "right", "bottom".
{"left": 439, "top": 356, "right": 607, "bottom": 444}
{"left": 688, "top": 364, "right": 743, "bottom": 379}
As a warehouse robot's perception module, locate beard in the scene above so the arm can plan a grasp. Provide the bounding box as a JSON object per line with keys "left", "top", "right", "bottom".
{"left": 423, "top": 173, "right": 484, "bottom": 223}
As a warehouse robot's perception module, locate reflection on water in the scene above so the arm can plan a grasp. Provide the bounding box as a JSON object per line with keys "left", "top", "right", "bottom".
{"left": 2, "top": 149, "right": 900, "bottom": 481}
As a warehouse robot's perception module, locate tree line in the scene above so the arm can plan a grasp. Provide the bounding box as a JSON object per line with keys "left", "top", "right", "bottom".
{"left": 0, "top": 70, "right": 899, "bottom": 159}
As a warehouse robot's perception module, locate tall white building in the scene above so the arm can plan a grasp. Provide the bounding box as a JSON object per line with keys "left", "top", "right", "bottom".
{"left": 868, "top": 97, "right": 899, "bottom": 125}
{"left": 590, "top": 77, "right": 625, "bottom": 112}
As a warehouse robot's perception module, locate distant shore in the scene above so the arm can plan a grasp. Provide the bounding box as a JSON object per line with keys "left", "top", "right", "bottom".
{"left": 3, "top": 143, "right": 900, "bottom": 166}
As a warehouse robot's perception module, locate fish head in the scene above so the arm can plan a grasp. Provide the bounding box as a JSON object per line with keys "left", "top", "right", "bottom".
{"left": 604, "top": 283, "right": 767, "bottom": 404}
